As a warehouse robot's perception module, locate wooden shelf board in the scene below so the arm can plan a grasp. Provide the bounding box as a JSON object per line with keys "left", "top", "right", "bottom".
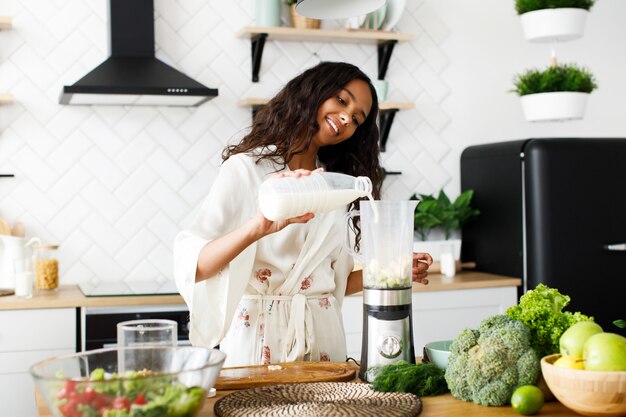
{"left": 0, "top": 16, "right": 12, "bottom": 30}
{"left": 0, "top": 93, "right": 14, "bottom": 105}
{"left": 238, "top": 98, "right": 414, "bottom": 110}
{"left": 236, "top": 26, "right": 413, "bottom": 44}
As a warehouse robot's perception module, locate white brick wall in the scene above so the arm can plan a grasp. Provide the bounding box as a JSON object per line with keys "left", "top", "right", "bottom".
{"left": 2, "top": 0, "right": 625, "bottom": 287}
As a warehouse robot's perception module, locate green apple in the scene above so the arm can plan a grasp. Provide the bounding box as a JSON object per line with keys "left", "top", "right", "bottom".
{"left": 559, "top": 321, "right": 603, "bottom": 357}
{"left": 583, "top": 332, "right": 626, "bottom": 371}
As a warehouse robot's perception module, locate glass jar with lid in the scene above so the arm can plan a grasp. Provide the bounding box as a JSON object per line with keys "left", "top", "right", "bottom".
{"left": 34, "top": 244, "right": 60, "bottom": 290}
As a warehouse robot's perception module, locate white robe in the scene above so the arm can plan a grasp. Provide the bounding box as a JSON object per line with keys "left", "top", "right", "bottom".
{"left": 174, "top": 152, "right": 354, "bottom": 366}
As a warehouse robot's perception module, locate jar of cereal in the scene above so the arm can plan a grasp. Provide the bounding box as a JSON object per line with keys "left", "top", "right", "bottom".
{"left": 34, "top": 244, "right": 60, "bottom": 290}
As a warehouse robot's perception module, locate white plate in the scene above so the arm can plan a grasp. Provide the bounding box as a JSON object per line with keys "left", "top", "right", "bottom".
{"left": 383, "top": 0, "right": 406, "bottom": 31}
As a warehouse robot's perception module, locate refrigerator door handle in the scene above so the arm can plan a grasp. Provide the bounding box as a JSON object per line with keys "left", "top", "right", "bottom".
{"left": 603, "top": 243, "right": 626, "bottom": 251}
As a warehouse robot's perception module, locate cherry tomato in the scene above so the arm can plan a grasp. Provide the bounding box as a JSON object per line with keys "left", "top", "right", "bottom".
{"left": 133, "top": 393, "right": 147, "bottom": 405}
{"left": 112, "top": 395, "right": 131, "bottom": 410}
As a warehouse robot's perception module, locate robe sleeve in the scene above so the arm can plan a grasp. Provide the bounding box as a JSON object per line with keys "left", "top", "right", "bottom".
{"left": 173, "top": 154, "right": 261, "bottom": 348}
{"left": 330, "top": 243, "right": 355, "bottom": 309}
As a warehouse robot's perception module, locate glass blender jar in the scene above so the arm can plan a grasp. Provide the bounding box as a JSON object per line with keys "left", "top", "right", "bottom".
{"left": 345, "top": 200, "right": 418, "bottom": 381}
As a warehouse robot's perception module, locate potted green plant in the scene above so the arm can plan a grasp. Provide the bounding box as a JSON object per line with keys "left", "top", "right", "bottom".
{"left": 512, "top": 63, "right": 597, "bottom": 122}
{"left": 410, "top": 189, "right": 480, "bottom": 261}
{"left": 515, "top": 0, "right": 595, "bottom": 42}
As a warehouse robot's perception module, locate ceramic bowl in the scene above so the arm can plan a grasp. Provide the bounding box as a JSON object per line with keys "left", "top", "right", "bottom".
{"left": 541, "top": 353, "right": 626, "bottom": 417}
{"left": 31, "top": 345, "right": 226, "bottom": 417}
{"left": 425, "top": 340, "right": 453, "bottom": 370}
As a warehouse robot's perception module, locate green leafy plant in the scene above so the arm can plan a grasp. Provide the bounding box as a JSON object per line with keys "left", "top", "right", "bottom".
{"left": 614, "top": 319, "right": 626, "bottom": 329}
{"left": 512, "top": 63, "right": 597, "bottom": 96}
{"left": 410, "top": 189, "right": 480, "bottom": 241}
{"left": 284, "top": 0, "right": 297, "bottom": 4}
{"left": 515, "top": 0, "right": 595, "bottom": 15}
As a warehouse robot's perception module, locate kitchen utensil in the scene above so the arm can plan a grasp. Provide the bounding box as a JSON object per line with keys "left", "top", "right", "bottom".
{"left": 0, "top": 218, "right": 11, "bottom": 235}
{"left": 32, "top": 346, "right": 226, "bottom": 417}
{"left": 541, "top": 353, "right": 626, "bottom": 417}
{"left": 215, "top": 361, "right": 356, "bottom": 390}
{"left": 117, "top": 318, "right": 178, "bottom": 347}
{"left": 345, "top": 200, "right": 418, "bottom": 381}
{"left": 0, "top": 235, "right": 41, "bottom": 290}
{"left": 11, "top": 222, "right": 24, "bottom": 237}
{"left": 214, "top": 382, "right": 422, "bottom": 417}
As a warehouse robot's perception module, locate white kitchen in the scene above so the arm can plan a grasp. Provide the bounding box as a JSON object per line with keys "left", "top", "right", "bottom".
{"left": 1, "top": 0, "right": 625, "bottom": 416}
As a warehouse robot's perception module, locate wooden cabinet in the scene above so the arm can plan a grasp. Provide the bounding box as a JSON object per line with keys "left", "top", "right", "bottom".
{"left": 0, "top": 308, "right": 77, "bottom": 417}
{"left": 341, "top": 274, "right": 520, "bottom": 360}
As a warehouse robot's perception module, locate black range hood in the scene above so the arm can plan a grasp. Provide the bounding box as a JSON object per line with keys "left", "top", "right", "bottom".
{"left": 60, "top": 0, "right": 218, "bottom": 106}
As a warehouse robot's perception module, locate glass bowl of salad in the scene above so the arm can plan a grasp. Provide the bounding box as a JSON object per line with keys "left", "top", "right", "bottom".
{"left": 31, "top": 345, "right": 226, "bottom": 417}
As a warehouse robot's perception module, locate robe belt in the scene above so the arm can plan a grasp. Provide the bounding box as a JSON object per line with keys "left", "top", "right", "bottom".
{"left": 242, "top": 293, "right": 326, "bottom": 362}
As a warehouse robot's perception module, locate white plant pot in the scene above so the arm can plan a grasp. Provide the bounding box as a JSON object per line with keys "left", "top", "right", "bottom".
{"left": 413, "top": 239, "right": 462, "bottom": 261}
{"left": 520, "top": 92, "right": 589, "bottom": 122}
{"left": 520, "top": 8, "right": 588, "bottom": 43}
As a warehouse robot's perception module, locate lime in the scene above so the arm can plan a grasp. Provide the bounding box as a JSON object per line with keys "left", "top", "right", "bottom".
{"left": 511, "top": 385, "right": 544, "bottom": 416}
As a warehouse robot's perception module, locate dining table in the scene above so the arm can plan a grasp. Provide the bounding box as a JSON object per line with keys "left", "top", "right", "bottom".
{"left": 36, "top": 360, "right": 576, "bottom": 417}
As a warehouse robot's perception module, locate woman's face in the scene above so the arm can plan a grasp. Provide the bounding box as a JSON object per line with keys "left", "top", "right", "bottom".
{"left": 314, "top": 79, "right": 373, "bottom": 148}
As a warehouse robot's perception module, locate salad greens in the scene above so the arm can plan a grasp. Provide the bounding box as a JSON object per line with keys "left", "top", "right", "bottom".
{"left": 53, "top": 368, "right": 205, "bottom": 417}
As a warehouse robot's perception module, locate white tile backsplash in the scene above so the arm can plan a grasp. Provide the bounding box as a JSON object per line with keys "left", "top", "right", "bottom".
{"left": 1, "top": 0, "right": 458, "bottom": 286}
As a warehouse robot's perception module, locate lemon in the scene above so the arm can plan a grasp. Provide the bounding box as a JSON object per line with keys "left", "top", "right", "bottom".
{"left": 554, "top": 354, "right": 584, "bottom": 369}
{"left": 511, "top": 385, "right": 544, "bottom": 416}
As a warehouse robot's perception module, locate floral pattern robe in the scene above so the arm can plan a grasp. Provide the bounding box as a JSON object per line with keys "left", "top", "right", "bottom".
{"left": 174, "top": 151, "right": 354, "bottom": 367}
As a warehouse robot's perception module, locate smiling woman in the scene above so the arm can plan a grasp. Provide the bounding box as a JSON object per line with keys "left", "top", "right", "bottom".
{"left": 173, "top": 61, "right": 432, "bottom": 367}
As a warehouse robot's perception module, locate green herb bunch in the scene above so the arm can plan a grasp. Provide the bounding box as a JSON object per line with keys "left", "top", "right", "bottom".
{"left": 515, "top": 0, "right": 595, "bottom": 15}
{"left": 410, "top": 189, "right": 480, "bottom": 241}
{"left": 371, "top": 361, "right": 449, "bottom": 397}
{"left": 512, "top": 63, "right": 597, "bottom": 96}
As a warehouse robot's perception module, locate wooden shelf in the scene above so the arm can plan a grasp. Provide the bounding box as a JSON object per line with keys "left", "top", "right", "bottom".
{"left": 238, "top": 98, "right": 414, "bottom": 154}
{"left": 236, "top": 26, "right": 413, "bottom": 82}
{"left": 0, "top": 93, "right": 13, "bottom": 105}
{"left": 236, "top": 26, "right": 413, "bottom": 43}
{"left": 0, "top": 16, "right": 11, "bottom": 30}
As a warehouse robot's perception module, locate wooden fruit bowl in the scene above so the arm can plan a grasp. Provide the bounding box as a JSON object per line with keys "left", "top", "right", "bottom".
{"left": 541, "top": 354, "right": 626, "bottom": 417}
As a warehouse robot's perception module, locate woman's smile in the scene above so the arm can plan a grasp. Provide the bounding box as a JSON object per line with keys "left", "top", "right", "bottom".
{"left": 315, "top": 78, "right": 373, "bottom": 146}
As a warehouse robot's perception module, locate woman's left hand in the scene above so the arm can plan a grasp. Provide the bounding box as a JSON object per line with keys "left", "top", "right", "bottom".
{"left": 412, "top": 252, "right": 432, "bottom": 285}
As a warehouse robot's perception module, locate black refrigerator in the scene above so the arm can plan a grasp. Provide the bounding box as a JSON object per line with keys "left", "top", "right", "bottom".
{"left": 461, "top": 138, "right": 625, "bottom": 335}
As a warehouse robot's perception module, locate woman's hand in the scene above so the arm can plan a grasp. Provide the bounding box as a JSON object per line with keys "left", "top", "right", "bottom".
{"left": 412, "top": 252, "right": 433, "bottom": 285}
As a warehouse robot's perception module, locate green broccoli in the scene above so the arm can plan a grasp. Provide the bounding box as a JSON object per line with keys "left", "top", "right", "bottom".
{"left": 445, "top": 314, "right": 540, "bottom": 406}
{"left": 506, "top": 284, "right": 593, "bottom": 358}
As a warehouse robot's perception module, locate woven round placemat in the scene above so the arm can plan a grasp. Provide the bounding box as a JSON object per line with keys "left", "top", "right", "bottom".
{"left": 214, "top": 382, "right": 422, "bottom": 417}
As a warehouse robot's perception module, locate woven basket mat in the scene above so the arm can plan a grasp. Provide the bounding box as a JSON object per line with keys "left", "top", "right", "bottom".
{"left": 214, "top": 382, "right": 422, "bottom": 417}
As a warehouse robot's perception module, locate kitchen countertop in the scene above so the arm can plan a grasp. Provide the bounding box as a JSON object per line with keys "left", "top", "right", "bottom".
{"left": 36, "top": 360, "right": 572, "bottom": 417}
{"left": 1, "top": 271, "right": 520, "bottom": 311}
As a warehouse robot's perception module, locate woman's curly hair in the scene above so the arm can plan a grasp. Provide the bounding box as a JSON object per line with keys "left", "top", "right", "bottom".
{"left": 223, "top": 61, "right": 383, "bottom": 200}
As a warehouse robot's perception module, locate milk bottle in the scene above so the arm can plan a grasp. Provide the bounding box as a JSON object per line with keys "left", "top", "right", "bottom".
{"left": 258, "top": 172, "right": 373, "bottom": 221}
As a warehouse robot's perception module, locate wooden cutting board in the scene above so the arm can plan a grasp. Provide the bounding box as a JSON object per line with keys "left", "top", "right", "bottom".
{"left": 215, "top": 361, "right": 357, "bottom": 390}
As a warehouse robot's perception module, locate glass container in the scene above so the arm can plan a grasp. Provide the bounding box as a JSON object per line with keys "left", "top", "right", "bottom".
{"left": 34, "top": 244, "right": 60, "bottom": 290}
